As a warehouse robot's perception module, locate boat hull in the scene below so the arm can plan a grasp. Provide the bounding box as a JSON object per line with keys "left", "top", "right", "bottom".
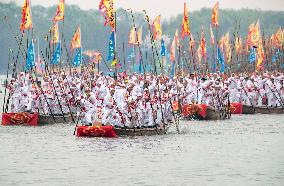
{"left": 38, "top": 114, "right": 76, "bottom": 125}
{"left": 242, "top": 105, "right": 284, "bottom": 114}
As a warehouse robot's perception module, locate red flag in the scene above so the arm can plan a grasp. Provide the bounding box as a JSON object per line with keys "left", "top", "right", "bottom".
{"left": 211, "top": 1, "right": 219, "bottom": 27}
{"left": 53, "top": 0, "right": 64, "bottom": 22}
{"left": 182, "top": 104, "right": 207, "bottom": 118}
{"left": 99, "top": 0, "right": 115, "bottom": 28}
{"left": 2, "top": 113, "right": 38, "bottom": 126}
{"left": 170, "top": 38, "right": 176, "bottom": 62}
{"left": 20, "top": 0, "right": 33, "bottom": 31}
{"left": 230, "top": 103, "right": 243, "bottom": 114}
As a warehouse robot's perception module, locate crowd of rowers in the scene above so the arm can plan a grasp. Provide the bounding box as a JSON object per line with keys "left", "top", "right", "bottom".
{"left": 6, "top": 70, "right": 284, "bottom": 127}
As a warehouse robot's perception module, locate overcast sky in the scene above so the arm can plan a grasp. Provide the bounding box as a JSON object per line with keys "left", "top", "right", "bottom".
{"left": 3, "top": 0, "right": 284, "bottom": 19}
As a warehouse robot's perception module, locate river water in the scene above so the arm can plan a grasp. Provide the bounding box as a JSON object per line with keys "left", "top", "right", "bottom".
{"left": 0, "top": 78, "right": 284, "bottom": 185}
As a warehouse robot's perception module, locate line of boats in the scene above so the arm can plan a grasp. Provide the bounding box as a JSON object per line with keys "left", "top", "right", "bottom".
{"left": 2, "top": 103, "right": 284, "bottom": 137}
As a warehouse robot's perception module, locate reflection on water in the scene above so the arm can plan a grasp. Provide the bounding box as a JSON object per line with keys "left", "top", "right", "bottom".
{"left": 0, "top": 114, "right": 284, "bottom": 186}
{"left": 0, "top": 77, "right": 284, "bottom": 185}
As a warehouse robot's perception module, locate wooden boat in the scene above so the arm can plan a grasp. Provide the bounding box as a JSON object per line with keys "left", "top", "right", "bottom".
{"left": 75, "top": 125, "right": 168, "bottom": 137}
{"left": 184, "top": 106, "right": 230, "bottom": 121}
{"left": 242, "top": 105, "right": 284, "bottom": 114}
{"left": 38, "top": 114, "right": 76, "bottom": 125}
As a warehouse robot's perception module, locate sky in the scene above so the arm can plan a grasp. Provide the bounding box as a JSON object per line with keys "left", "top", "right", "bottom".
{"left": 3, "top": 0, "right": 284, "bottom": 19}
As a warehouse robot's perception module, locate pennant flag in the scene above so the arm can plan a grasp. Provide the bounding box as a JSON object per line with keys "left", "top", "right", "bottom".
{"left": 211, "top": 1, "right": 219, "bottom": 27}
{"left": 170, "top": 38, "right": 176, "bottom": 62}
{"left": 235, "top": 36, "right": 242, "bottom": 54}
{"left": 99, "top": 0, "right": 115, "bottom": 28}
{"left": 70, "top": 27, "right": 81, "bottom": 52}
{"left": 210, "top": 25, "right": 215, "bottom": 45}
{"left": 256, "top": 42, "right": 265, "bottom": 71}
{"left": 111, "top": 59, "right": 117, "bottom": 67}
{"left": 137, "top": 27, "right": 143, "bottom": 45}
{"left": 20, "top": 0, "right": 33, "bottom": 31}
{"left": 25, "top": 41, "right": 35, "bottom": 70}
{"left": 249, "top": 47, "right": 256, "bottom": 63}
{"left": 108, "top": 31, "right": 115, "bottom": 60}
{"left": 152, "top": 15, "right": 162, "bottom": 40}
{"left": 161, "top": 38, "right": 166, "bottom": 56}
{"left": 175, "top": 29, "right": 180, "bottom": 48}
{"left": 181, "top": 2, "right": 190, "bottom": 40}
{"left": 51, "top": 42, "right": 61, "bottom": 65}
{"left": 73, "top": 48, "right": 82, "bottom": 67}
{"left": 128, "top": 27, "right": 136, "bottom": 45}
{"left": 200, "top": 28, "right": 207, "bottom": 58}
{"left": 53, "top": 0, "right": 64, "bottom": 22}
{"left": 51, "top": 23, "right": 59, "bottom": 44}
{"left": 217, "top": 46, "right": 225, "bottom": 73}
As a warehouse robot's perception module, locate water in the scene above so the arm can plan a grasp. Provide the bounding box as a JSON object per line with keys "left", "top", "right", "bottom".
{"left": 1, "top": 76, "right": 284, "bottom": 185}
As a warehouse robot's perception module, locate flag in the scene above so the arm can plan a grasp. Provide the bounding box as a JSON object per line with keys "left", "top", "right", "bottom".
{"left": 73, "top": 48, "right": 82, "bottom": 67}
{"left": 70, "top": 27, "right": 81, "bottom": 52}
{"left": 51, "top": 42, "right": 61, "bottom": 65}
{"left": 200, "top": 28, "right": 206, "bottom": 58}
{"left": 224, "top": 32, "right": 231, "bottom": 63}
{"left": 20, "top": 0, "right": 33, "bottom": 31}
{"left": 181, "top": 2, "right": 190, "bottom": 40}
{"left": 99, "top": 0, "right": 115, "bottom": 28}
{"left": 189, "top": 34, "right": 195, "bottom": 49}
{"left": 128, "top": 47, "right": 135, "bottom": 59}
{"left": 217, "top": 46, "right": 225, "bottom": 73}
{"left": 35, "top": 57, "right": 44, "bottom": 75}
{"left": 51, "top": 23, "right": 59, "bottom": 44}
{"left": 256, "top": 42, "right": 265, "bottom": 71}
{"left": 170, "top": 38, "right": 176, "bottom": 62}
{"left": 108, "top": 31, "right": 115, "bottom": 60}
{"left": 272, "top": 49, "right": 281, "bottom": 63}
{"left": 25, "top": 41, "right": 35, "bottom": 70}
{"left": 210, "top": 25, "right": 215, "bottom": 45}
{"left": 235, "top": 36, "right": 242, "bottom": 54}
{"left": 161, "top": 38, "right": 166, "bottom": 56}
{"left": 2, "top": 113, "right": 39, "bottom": 126}
{"left": 175, "top": 29, "right": 180, "bottom": 48}
{"left": 53, "top": 0, "right": 64, "bottom": 22}
{"left": 197, "top": 45, "right": 202, "bottom": 64}
{"left": 137, "top": 27, "right": 143, "bottom": 45}
{"left": 170, "top": 62, "right": 175, "bottom": 79}
{"left": 128, "top": 27, "right": 136, "bottom": 45}
{"left": 249, "top": 47, "right": 256, "bottom": 63}
{"left": 251, "top": 21, "right": 260, "bottom": 48}
{"left": 211, "top": 1, "right": 219, "bottom": 27}
{"left": 111, "top": 59, "right": 117, "bottom": 67}
{"left": 275, "top": 27, "right": 284, "bottom": 47}
{"left": 152, "top": 15, "right": 162, "bottom": 40}
{"left": 93, "top": 51, "right": 102, "bottom": 63}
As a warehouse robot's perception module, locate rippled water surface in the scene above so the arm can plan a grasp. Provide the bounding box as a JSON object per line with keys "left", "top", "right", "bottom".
{"left": 0, "top": 82, "right": 284, "bottom": 185}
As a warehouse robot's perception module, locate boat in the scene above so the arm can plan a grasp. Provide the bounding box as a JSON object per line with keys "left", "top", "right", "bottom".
{"left": 242, "top": 105, "right": 284, "bottom": 114}
{"left": 182, "top": 104, "right": 230, "bottom": 120}
{"left": 75, "top": 125, "right": 168, "bottom": 137}
{"left": 38, "top": 114, "right": 76, "bottom": 125}
{"left": 1, "top": 112, "right": 76, "bottom": 126}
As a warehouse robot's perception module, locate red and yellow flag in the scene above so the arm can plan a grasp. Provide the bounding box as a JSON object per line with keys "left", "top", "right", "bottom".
{"left": 256, "top": 41, "right": 265, "bottom": 71}
{"left": 211, "top": 1, "right": 219, "bottom": 27}
{"left": 152, "top": 15, "right": 162, "bottom": 40}
{"left": 99, "top": 0, "right": 115, "bottom": 28}
{"left": 51, "top": 23, "right": 59, "bottom": 44}
{"left": 70, "top": 27, "right": 81, "bottom": 52}
{"left": 20, "top": 0, "right": 33, "bottom": 31}
{"left": 181, "top": 2, "right": 190, "bottom": 40}
{"left": 189, "top": 34, "right": 195, "bottom": 49}
{"left": 235, "top": 36, "right": 242, "bottom": 54}
{"left": 53, "top": 0, "right": 64, "bottom": 22}
{"left": 200, "top": 28, "right": 207, "bottom": 58}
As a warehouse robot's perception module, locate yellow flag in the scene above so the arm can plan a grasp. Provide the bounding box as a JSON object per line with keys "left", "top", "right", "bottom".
{"left": 128, "top": 27, "right": 136, "bottom": 45}
{"left": 111, "top": 59, "right": 117, "bottom": 67}
{"left": 137, "top": 27, "right": 143, "bottom": 45}
{"left": 181, "top": 2, "right": 190, "bottom": 39}
{"left": 71, "top": 27, "right": 81, "bottom": 52}
{"left": 20, "top": 0, "right": 33, "bottom": 31}
{"left": 152, "top": 15, "right": 162, "bottom": 40}
{"left": 51, "top": 23, "right": 59, "bottom": 43}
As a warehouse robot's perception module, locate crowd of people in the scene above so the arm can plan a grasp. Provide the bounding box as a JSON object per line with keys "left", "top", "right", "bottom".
{"left": 6, "top": 69, "right": 284, "bottom": 127}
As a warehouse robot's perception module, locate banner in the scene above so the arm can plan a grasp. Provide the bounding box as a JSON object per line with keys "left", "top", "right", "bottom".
{"left": 76, "top": 126, "right": 117, "bottom": 138}
{"left": 2, "top": 113, "right": 39, "bottom": 126}
{"left": 182, "top": 104, "right": 207, "bottom": 118}
{"left": 230, "top": 103, "right": 243, "bottom": 114}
